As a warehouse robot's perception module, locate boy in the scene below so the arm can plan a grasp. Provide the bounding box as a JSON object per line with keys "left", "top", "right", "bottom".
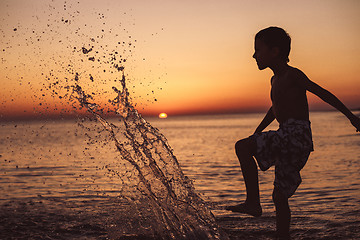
{"left": 226, "top": 26, "right": 360, "bottom": 239}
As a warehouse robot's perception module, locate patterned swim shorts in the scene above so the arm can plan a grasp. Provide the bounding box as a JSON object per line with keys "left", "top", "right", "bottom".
{"left": 251, "top": 119, "right": 314, "bottom": 198}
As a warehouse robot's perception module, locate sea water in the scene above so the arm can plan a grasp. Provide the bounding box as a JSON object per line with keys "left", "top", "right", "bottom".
{"left": 1, "top": 111, "right": 360, "bottom": 239}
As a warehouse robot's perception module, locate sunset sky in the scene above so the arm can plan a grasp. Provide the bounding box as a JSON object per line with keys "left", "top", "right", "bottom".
{"left": 1, "top": 0, "right": 359, "bottom": 120}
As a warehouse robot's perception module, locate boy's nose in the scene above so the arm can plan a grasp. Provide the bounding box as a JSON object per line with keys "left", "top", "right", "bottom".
{"left": 252, "top": 52, "right": 256, "bottom": 59}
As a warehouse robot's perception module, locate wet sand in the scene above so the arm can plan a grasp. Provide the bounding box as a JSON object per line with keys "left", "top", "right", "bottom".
{"left": 1, "top": 197, "right": 360, "bottom": 239}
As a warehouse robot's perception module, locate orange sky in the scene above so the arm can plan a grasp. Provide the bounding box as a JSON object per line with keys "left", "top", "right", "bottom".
{"left": 1, "top": 0, "right": 360, "bottom": 120}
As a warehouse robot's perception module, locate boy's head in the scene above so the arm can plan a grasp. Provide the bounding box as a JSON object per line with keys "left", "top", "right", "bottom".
{"left": 255, "top": 27, "right": 291, "bottom": 63}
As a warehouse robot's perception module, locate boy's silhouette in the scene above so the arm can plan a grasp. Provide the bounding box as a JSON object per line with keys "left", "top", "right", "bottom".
{"left": 226, "top": 26, "right": 360, "bottom": 239}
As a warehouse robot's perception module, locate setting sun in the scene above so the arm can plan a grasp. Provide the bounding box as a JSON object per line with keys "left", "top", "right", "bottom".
{"left": 159, "top": 113, "right": 168, "bottom": 119}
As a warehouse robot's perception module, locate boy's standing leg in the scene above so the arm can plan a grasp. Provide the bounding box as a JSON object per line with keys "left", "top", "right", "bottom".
{"left": 273, "top": 187, "right": 291, "bottom": 239}
{"left": 226, "top": 137, "right": 262, "bottom": 216}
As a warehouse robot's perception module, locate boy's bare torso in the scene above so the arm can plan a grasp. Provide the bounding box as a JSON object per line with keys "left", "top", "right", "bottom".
{"left": 271, "top": 66, "right": 310, "bottom": 124}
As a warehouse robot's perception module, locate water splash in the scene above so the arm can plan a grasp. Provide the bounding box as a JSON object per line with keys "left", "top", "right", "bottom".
{"left": 72, "top": 72, "right": 225, "bottom": 239}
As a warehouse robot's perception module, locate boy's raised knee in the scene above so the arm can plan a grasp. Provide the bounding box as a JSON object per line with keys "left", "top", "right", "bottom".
{"left": 235, "top": 139, "right": 246, "bottom": 157}
{"left": 235, "top": 138, "right": 256, "bottom": 156}
{"left": 235, "top": 139, "right": 244, "bottom": 151}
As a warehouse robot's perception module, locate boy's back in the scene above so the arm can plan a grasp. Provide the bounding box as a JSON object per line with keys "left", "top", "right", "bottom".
{"left": 270, "top": 66, "right": 310, "bottom": 124}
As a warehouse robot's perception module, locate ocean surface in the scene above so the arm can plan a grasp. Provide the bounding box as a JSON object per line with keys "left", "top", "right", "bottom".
{"left": 1, "top": 111, "right": 360, "bottom": 239}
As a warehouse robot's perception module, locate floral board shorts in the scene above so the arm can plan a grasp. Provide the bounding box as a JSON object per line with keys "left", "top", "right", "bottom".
{"left": 250, "top": 119, "right": 314, "bottom": 198}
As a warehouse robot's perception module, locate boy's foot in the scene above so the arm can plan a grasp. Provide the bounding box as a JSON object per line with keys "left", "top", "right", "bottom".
{"left": 276, "top": 231, "right": 291, "bottom": 240}
{"left": 225, "top": 202, "right": 262, "bottom": 217}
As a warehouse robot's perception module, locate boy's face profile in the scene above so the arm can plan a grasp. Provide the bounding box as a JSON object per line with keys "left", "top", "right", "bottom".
{"left": 253, "top": 38, "right": 277, "bottom": 70}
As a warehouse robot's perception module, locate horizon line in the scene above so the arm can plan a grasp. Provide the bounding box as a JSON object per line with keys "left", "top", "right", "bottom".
{"left": 1, "top": 108, "right": 359, "bottom": 122}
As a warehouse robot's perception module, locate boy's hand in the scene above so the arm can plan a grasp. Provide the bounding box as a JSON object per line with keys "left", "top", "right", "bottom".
{"left": 350, "top": 115, "right": 360, "bottom": 132}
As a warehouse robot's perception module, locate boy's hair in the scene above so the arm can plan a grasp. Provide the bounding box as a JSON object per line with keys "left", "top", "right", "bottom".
{"left": 255, "top": 27, "right": 291, "bottom": 63}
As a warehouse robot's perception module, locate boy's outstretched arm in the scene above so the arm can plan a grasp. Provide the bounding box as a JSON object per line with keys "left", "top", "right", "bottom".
{"left": 304, "top": 78, "right": 360, "bottom": 132}
{"left": 254, "top": 107, "right": 275, "bottom": 134}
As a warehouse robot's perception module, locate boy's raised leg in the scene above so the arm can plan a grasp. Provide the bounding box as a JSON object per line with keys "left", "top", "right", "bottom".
{"left": 226, "top": 138, "right": 262, "bottom": 217}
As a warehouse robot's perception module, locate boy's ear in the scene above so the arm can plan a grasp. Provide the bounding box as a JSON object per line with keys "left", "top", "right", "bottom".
{"left": 271, "top": 47, "right": 280, "bottom": 58}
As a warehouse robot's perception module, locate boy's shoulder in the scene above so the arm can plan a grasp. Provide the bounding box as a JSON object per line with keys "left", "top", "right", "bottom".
{"left": 284, "top": 66, "right": 310, "bottom": 87}
{"left": 288, "top": 66, "right": 309, "bottom": 80}
{"left": 271, "top": 66, "right": 308, "bottom": 82}
{"left": 271, "top": 66, "right": 310, "bottom": 92}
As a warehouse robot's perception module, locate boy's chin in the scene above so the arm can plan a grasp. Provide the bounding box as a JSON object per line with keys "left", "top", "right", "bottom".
{"left": 257, "top": 65, "right": 267, "bottom": 70}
